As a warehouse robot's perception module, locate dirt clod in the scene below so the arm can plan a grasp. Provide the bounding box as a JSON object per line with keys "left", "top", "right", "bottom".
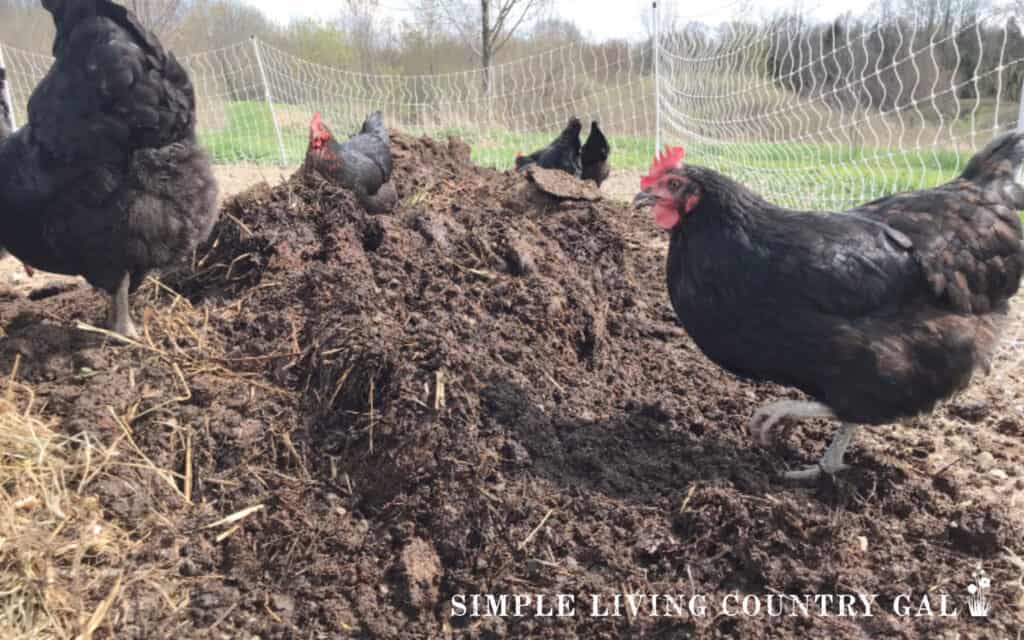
{"left": 526, "top": 165, "right": 603, "bottom": 201}
{"left": 396, "top": 538, "right": 443, "bottom": 610}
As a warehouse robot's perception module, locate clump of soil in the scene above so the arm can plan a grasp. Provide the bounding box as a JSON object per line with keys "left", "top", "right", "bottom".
{"left": 0, "top": 132, "right": 1021, "bottom": 638}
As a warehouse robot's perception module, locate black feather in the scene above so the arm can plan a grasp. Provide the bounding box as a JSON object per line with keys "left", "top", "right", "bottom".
{"left": 515, "top": 117, "right": 583, "bottom": 177}
{"left": 581, "top": 120, "right": 610, "bottom": 186}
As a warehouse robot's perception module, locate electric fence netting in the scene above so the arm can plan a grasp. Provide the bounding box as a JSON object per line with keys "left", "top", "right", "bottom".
{"left": 0, "top": 35, "right": 655, "bottom": 173}
{"left": 655, "top": 5, "right": 1024, "bottom": 210}
{"left": 0, "top": 2, "right": 1020, "bottom": 210}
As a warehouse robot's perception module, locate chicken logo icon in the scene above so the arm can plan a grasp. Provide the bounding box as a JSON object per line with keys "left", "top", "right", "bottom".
{"left": 966, "top": 565, "right": 992, "bottom": 618}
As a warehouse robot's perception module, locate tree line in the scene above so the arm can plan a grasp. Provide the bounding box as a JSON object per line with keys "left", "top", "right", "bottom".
{"left": 0, "top": 0, "right": 1019, "bottom": 129}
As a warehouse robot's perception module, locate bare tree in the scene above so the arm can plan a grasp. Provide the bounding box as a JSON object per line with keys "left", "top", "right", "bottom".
{"left": 123, "top": 0, "right": 189, "bottom": 39}
{"left": 409, "top": 0, "right": 444, "bottom": 73}
{"left": 338, "top": 0, "right": 395, "bottom": 74}
{"left": 173, "top": 0, "right": 279, "bottom": 53}
{"left": 894, "top": 0, "right": 992, "bottom": 32}
{"left": 640, "top": 1, "right": 680, "bottom": 40}
{"left": 437, "top": 0, "right": 551, "bottom": 91}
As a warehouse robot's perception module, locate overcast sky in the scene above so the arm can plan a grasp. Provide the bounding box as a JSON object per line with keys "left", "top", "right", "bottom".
{"left": 242, "top": 0, "right": 879, "bottom": 42}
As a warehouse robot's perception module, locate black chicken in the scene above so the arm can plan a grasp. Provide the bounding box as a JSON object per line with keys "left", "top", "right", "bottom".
{"left": 0, "top": 0, "right": 218, "bottom": 337}
{"left": 514, "top": 117, "right": 582, "bottom": 177}
{"left": 580, "top": 120, "right": 610, "bottom": 187}
{"left": 304, "top": 111, "right": 397, "bottom": 213}
{"left": 635, "top": 135, "right": 1024, "bottom": 480}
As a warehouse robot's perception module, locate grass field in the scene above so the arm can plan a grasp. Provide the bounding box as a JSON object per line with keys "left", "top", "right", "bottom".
{"left": 200, "top": 100, "right": 1017, "bottom": 211}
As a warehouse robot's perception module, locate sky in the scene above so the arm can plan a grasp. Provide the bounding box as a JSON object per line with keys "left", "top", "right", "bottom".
{"left": 242, "top": 0, "right": 879, "bottom": 42}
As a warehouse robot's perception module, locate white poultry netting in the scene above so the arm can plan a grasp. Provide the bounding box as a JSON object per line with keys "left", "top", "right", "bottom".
{"left": 0, "top": 5, "right": 1020, "bottom": 211}
{"left": 0, "top": 36, "right": 654, "bottom": 173}
{"left": 657, "top": 9, "right": 1024, "bottom": 211}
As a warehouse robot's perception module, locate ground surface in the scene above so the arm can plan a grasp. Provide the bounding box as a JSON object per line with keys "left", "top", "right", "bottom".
{"left": 0, "top": 136, "right": 1022, "bottom": 639}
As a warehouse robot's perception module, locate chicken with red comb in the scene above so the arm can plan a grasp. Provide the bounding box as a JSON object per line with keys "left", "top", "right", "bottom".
{"left": 634, "top": 133, "right": 1024, "bottom": 480}
{"left": 303, "top": 111, "right": 397, "bottom": 213}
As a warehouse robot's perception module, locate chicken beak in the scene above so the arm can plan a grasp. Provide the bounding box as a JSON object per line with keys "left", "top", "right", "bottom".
{"left": 633, "top": 190, "right": 657, "bottom": 209}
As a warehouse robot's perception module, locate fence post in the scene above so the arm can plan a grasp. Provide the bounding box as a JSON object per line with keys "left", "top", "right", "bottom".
{"left": 653, "top": 1, "right": 660, "bottom": 154}
{"left": 251, "top": 36, "right": 288, "bottom": 167}
{"left": 0, "top": 45, "right": 16, "bottom": 130}
{"left": 1018, "top": 76, "right": 1024, "bottom": 130}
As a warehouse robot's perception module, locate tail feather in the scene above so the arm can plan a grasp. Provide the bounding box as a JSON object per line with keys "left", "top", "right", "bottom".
{"left": 556, "top": 117, "right": 583, "bottom": 145}
{"left": 581, "top": 120, "right": 609, "bottom": 163}
{"left": 360, "top": 110, "right": 386, "bottom": 138}
{"left": 960, "top": 130, "right": 1024, "bottom": 209}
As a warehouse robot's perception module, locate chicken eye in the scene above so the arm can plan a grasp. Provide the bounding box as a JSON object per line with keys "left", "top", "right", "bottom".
{"left": 668, "top": 178, "right": 681, "bottom": 189}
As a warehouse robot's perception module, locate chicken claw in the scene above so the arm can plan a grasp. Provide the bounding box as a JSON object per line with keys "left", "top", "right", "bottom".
{"left": 782, "top": 423, "right": 858, "bottom": 481}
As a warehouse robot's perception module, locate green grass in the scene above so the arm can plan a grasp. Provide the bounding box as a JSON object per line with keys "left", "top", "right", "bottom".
{"left": 199, "top": 101, "right": 308, "bottom": 164}
{"left": 685, "top": 140, "right": 967, "bottom": 210}
{"left": 468, "top": 131, "right": 973, "bottom": 209}
{"left": 199, "top": 100, "right": 1011, "bottom": 211}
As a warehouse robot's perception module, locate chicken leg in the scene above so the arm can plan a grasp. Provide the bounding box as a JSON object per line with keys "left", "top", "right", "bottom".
{"left": 106, "top": 272, "right": 138, "bottom": 339}
{"left": 748, "top": 400, "right": 858, "bottom": 481}
{"left": 748, "top": 400, "right": 835, "bottom": 444}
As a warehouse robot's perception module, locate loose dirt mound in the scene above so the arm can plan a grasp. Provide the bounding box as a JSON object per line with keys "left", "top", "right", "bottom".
{"left": 0, "top": 132, "right": 1021, "bottom": 638}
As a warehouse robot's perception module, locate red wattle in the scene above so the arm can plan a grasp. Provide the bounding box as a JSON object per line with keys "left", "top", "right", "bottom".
{"left": 654, "top": 205, "right": 680, "bottom": 230}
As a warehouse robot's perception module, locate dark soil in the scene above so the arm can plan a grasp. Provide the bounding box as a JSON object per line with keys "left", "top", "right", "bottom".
{"left": 1, "top": 132, "right": 1021, "bottom": 639}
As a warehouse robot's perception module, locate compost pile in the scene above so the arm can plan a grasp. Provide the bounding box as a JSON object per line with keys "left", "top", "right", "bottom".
{"left": 0, "top": 132, "right": 1021, "bottom": 639}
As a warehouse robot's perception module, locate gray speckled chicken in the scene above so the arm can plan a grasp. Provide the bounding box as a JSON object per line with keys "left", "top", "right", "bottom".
{"left": 304, "top": 111, "right": 398, "bottom": 213}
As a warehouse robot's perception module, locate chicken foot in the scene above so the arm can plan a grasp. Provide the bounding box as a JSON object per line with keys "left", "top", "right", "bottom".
{"left": 106, "top": 272, "right": 139, "bottom": 339}
{"left": 782, "top": 423, "right": 858, "bottom": 481}
{"left": 748, "top": 400, "right": 858, "bottom": 481}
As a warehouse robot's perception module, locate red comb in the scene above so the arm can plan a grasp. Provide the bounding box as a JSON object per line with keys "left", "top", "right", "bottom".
{"left": 640, "top": 145, "right": 685, "bottom": 190}
{"left": 310, "top": 113, "right": 329, "bottom": 144}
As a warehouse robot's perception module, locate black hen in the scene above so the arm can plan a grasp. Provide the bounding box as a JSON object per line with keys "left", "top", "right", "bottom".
{"left": 304, "top": 111, "right": 397, "bottom": 213}
{"left": 515, "top": 117, "right": 582, "bottom": 177}
{"left": 636, "top": 134, "right": 1024, "bottom": 480}
{"left": 580, "top": 120, "right": 610, "bottom": 186}
{"left": 0, "top": 0, "right": 218, "bottom": 337}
